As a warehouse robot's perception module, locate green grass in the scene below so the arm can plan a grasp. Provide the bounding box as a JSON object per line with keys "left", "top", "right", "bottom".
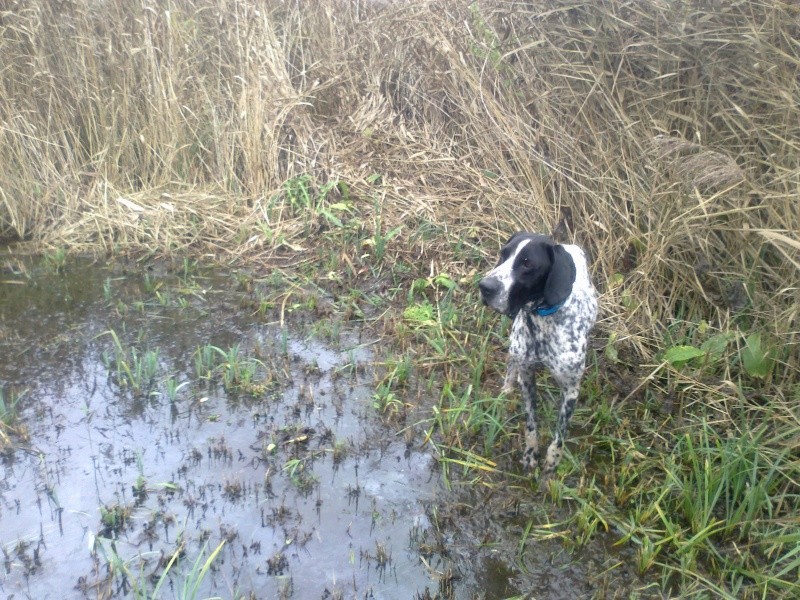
{"left": 0, "top": 387, "right": 21, "bottom": 429}
{"left": 78, "top": 170, "right": 799, "bottom": 599}
{"left": 351, "top": 227, "right": 800, "bottom": 597}
{"left": 42, "top": 248, "right": 67, "bottom": 274}
{"left": 192, "top": 344, "right": 268, "bottom": 395}
{"left": 99, "top": 330, "right": 160, "bottom": 395}
{"left": 282, "top": 457, "right": 318, "bottom": 495}
{"left": 92, "top": 535, "right": 226, "bottom": 600}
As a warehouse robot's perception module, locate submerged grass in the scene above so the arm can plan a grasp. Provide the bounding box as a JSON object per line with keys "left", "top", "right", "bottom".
{"left": 0, "top": 387, "right": 27, "bottom": 451}
{"left": 2, "top": 0, "right": 799, "bottom": 597}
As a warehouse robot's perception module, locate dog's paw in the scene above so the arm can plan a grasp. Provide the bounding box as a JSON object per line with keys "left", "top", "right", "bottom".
{"left": 521, "top": 447, "right": 539, "bottom": 472}
{"left": 537, "top": 471, "right": 553, "bottom": 493}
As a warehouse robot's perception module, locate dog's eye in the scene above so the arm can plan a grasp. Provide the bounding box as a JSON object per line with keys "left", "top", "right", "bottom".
{"left": 521, "top": 257, "right": 530, "bottom": 267}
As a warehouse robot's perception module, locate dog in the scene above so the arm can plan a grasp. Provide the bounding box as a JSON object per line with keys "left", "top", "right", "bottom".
{"left": 478, "top": 232, "right": 597, "bottom": 487}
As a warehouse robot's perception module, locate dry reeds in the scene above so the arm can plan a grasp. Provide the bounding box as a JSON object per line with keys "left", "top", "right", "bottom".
{"left": 2, "top": 1, "right": 797, "bottom": 358}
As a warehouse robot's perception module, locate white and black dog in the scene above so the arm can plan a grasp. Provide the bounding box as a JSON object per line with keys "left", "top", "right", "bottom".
{"left": 479, "top": 232, "right": 597, "bottom": 486}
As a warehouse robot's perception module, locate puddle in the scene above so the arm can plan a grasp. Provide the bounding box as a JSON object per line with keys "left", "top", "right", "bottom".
{"left": 0, "top": 259, "right": 439, "bottom": 599}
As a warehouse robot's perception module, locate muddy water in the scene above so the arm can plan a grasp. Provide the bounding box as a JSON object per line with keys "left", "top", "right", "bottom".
{"left": 0, "top": 259, "right": 440, "bottom": 599}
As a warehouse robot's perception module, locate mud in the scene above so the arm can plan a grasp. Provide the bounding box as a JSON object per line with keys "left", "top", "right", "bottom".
{"left": 0, "top": 257, "right": 657, "bottom": 599}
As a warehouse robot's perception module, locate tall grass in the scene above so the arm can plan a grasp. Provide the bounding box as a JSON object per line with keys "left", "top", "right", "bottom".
{"left": 2, "top": 0, "right": 799, "bottom": 597}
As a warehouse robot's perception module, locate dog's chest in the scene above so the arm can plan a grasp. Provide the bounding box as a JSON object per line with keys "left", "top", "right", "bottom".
{"left": 508, "top": 308, "right": 587, "bottom": 368}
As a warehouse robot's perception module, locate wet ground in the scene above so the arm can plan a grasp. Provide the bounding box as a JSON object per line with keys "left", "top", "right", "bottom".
{"left": 0, "top": 256, "right": 658, "bottom": 600}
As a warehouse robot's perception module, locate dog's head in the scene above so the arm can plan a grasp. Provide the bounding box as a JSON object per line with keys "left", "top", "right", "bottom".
{"left": 478, "top": 232, "right": 576, "bottom": 318}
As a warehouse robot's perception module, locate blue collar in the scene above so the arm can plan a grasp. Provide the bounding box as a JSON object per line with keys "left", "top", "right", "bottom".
{"left": 535, "top": 302, "right": 564, "bottom": 316}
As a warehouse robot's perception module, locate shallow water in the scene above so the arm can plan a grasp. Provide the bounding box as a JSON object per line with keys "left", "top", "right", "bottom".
{"left": 0, "top": 259, "right": 439, "bottom": 599}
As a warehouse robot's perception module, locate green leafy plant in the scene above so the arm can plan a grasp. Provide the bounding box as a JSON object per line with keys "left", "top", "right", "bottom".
{"left": 278, "top": 175, "right": 352, "bottom": 229}
{"left": 741, "top": 333, "right": 775, "bottom": 379}
{"left": 664, "top": 345, "right": 707, "bottom": 366}
{"left": 0, "top": 387, "right": 21, "bottom": 429}
{"left": 402, "top": 301, "right": 435, "bottom": 327}
{"left": 42, "top": 248, "right": 67, "bottom": 273}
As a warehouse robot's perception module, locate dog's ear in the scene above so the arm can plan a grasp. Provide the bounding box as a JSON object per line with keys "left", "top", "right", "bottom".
{"left": 543, "top": 245, "right": 576, "bottom": 306}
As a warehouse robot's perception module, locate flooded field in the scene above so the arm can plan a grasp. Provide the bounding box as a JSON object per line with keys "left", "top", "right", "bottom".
{"left": 1, "top": 257, "right": 657, "bottom": 600}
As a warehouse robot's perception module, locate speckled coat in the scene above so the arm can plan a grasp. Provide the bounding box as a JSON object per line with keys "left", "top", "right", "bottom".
{"left": 479, "top": 234, "right": 598, "bottom": 488}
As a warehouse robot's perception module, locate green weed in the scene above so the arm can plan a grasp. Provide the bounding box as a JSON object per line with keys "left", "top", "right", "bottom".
{"left": 372, "top": 384, "right": 406, "bottom": 419}
{"left": 740, "top": 333, "right": 776, "bottom": 379}
{"left": 194, "top": 344, "right": 218, "bottom": 380}
{"left": 282, "top": 458, "right": 317, "bottom": 495}
{"left": 193, "top": 343, "right": 267, "bottom": 394}
{"left": 147, "top": 540, "right": 226, "bottom": 600}
{"left": 99, "top": 503, "right": 132, "bottom": 538}
{"left": 99, "top": 330, "right": 160, "bottom": 394}
{"left": 0, "top": 387, "right": 27, "bottom": 450}
{"left": 42, "top": 248, "right": 67, "bottom": 273}
{"left": 91, "top": 536, "right": 225, "bottom": 600}
{"left": 164, "top": 377, "right": 189, "bottom": 403}
{"left": 275, "top": 175, "right": 352, "bottom": 231}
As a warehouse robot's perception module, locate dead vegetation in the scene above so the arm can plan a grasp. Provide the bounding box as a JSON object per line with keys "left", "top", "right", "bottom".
{"left": 2, "top": 0, "right": 797, "bottom": 358}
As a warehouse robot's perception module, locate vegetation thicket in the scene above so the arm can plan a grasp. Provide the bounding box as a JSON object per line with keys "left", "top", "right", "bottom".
{"left": 1, "top": 1, "right": 798, "bottom": 597}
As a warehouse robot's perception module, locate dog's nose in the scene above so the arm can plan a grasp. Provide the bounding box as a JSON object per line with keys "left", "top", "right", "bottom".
{"left": 478, "top": 277, "right": 500, "bottom": 301}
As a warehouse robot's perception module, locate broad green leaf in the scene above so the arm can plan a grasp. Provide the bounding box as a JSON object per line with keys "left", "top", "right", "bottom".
{"left": 664, "top": 345, "right": 706, "bottom": 365}
{"left": 432, "top": 274, "right": 456, "bottom": 290}
{"left": 700, "top": 332, "right": 734, "bottom": 362}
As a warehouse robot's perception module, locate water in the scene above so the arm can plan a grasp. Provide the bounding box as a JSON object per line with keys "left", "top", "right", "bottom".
{"left": 0, "top": 259, "right": 438, "bottom": 599}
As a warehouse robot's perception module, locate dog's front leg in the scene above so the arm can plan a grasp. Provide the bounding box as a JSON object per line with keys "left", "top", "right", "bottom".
{"left": 517, "top": 364, "right": 540, "bottom": 471}
{"left": 501, "top": 362, "right": 518, "bottom": 395}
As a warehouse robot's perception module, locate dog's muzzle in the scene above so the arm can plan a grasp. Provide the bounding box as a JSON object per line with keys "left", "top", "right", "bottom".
{"left": 478, "top": 276, "right": 501, "bottom": 304}
{"left": 479, "top": 275, "right": 511, "bottom": 315}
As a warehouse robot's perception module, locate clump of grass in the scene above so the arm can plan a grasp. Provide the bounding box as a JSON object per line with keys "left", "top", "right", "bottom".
{"left": 557, "top": 411, "right": 800, "bottom": 597}
{"left": 193, "top": 343, "right": 268, "bottom": 395}
{"left": 150, "top": 540, "right": 225, "bottom": 600}
{"left": 0, "top": 387, "right": 21, "bottom": 429}
{"left": 90, "top": 536, "right": 225, "bottom": 600}
{"left": 163, "top": 377, "right": 189, "bottom": 403}
{"left": 282, "top": 458, "right": 318, "bottom": 496}
{"left": 0, "top": 387, "right": 28, "bottom": 452}
{"left": 99, "top": 330, "right": 160, "bottom": 394}
{"left": 42, "top": 248, "right": 67, "bottom": 273}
